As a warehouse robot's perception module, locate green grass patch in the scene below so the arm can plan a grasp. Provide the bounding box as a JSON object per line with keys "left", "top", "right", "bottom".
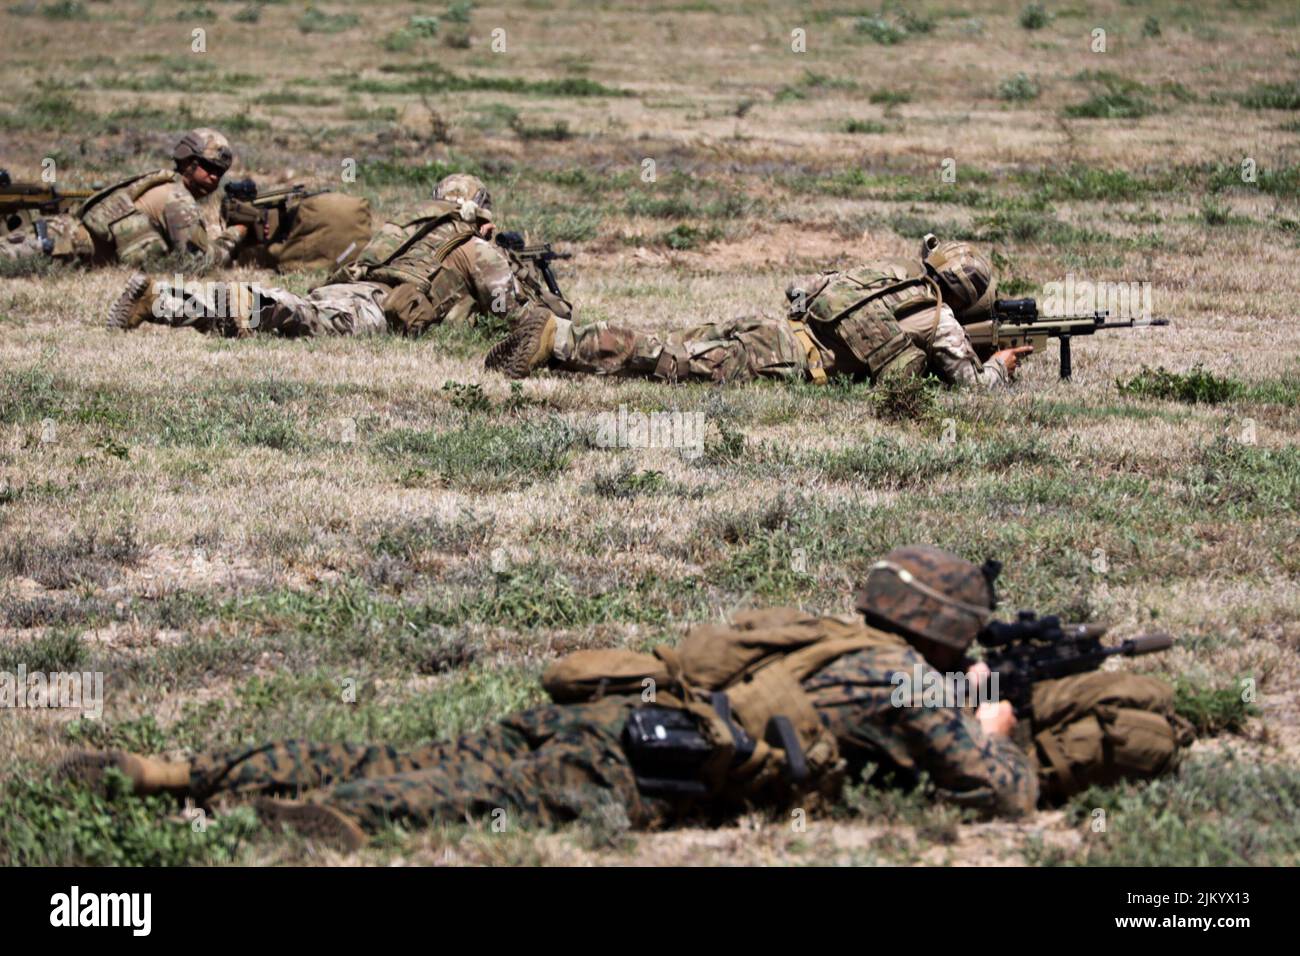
{"left": 1174, "top": 680, "right": 1258, "bottom": 736}
{"left": 1116, "top": 365, "right": 1243, "bottom": 404}
{"left": 355, "top": 66, "right": 630, "bottom": 98}
{"left": 297, "top": 4, "right": 360, "bottom": 34}
{"left": 0, "top": 770, "right": 260, "bottom": 866}
{"left": 1238, "top": 80, "right": 1300, "bottom": 110}
{"left": 1040, "top": 756, "right": 1300, "bottom": 865}
{"left": 376, "top": 418, "right": 576, "bottom": 490}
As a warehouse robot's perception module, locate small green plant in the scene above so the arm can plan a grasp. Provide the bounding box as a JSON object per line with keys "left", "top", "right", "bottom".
{"left": 871, "top": 374, "right": 941, "bottom": 424}
{"left": 510, "top": 116, "right": 572, "bottom": 141}
{"left": 855, "top": 15, "right": 907, "bottom": 45}
{"left": 1115, "top": 365, "right": 1243, "bottom": 404}
{"left": 659, "top": 223, "right": 722, "bottom": 250}
{"left": 1142, "top": 16, "right": 1160, "bottom": 37}
{"left": 1199, "top": 197, "right": 1233, "bottom": 225}
{"left": 441, "top": 380, "right": 492, "bottom": 413}
{"left": 233, "top": 4, "right": 261, "bottom": 24}
{"left": 1065, "top": 74, "right": 1155, "bottom": 119}
{"left": 590, "top": 463, "right": 666, "bottom": 499}
{"left": 844, "top": 118, "right": 887, "bottom": 133}
{"left": 41, "top": 0, "right": 88, "bottom": 19}
{"left": 297, "top": 5, "right": 360, "bottom": 34}
{"left": 1174, "top": 680, "right": 1257, "bottom": 736}
{"left": 869, "top": 88, "right": 912, "bottom": 106}
{"left": 176, "top": 5, "right": 216, "bottom": 22}
{"left": 998, "top": 72, "right": 1040, "bottom": 102}
{"left": 1019, "top": 3, "right": 1050, "bottom": 30}
{"left": 1237, "top": 81, "right": 1300, "bottom": 111}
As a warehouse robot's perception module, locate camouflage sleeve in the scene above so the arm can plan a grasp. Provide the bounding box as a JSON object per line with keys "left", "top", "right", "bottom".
{"left": 924, "top": 304, "right": 1010, "bottom": 388}
{"left": 453, "top": 236, "right": 538, "bottom": 323}
{"left": 891, "top": 699, "right": 1038, "bottom": 817}
{"left": 205, "top": 225, "right": 244, "bottom": 269}
{"left": 160, "top": 189, "right": 212, "bottom": 255}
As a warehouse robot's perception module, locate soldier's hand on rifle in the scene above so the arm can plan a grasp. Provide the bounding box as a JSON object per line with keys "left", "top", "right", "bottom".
{"left": 976, "top": 700, "right": 1016, "bottom": 738}
{"left": 478, "top": 221, "right": 496, "bottom": 240}
{"left": 992, "top": 345, "right": 1034, "bottom": 378}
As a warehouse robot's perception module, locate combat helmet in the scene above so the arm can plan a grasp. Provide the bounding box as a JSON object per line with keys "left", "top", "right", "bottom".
{"left": 434, "top": 173, "right": 492, "bottom": 210}
{"left": 919, "top": 234, "right": 995, "bottom": 321}
{"left": 172, "top": 128, "right": 233, "bottom": 174}
{"left": 855, "top": 545, "right": 999, "bottom": 655}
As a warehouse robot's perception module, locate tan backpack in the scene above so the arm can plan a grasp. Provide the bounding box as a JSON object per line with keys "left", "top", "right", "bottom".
{"left": 543, "top": 608, "right": 901, "bottom": 800}
{"left": 1030, "top": 671, "right": 1194, "bottom": 801}
{"left": 265, "top": 192, "right": 373, "bottom": 272}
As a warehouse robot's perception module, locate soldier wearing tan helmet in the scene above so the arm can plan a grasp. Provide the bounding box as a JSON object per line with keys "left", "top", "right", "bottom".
{"left": 106, "top": 172, "right": 561, "bottom": 339}
{"left": 2, "top": 128, "right": 248, "bottom": 268}
{"left": 484, "top": 237, "right": 1029, "bottom": 389}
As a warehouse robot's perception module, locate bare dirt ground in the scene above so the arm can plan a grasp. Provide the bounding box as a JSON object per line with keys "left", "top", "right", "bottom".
{"left": 1, "top": 0, "right": 1298, "bottom": 866}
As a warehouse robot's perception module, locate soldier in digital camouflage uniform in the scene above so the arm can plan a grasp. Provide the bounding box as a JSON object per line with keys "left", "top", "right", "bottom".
{"left": 59, "top": 545, "right": 1038, "bottom": 850}
{"left": 486, "top": 235, "right": 1032, "bottom": 387}
{"left": 105, "top": 174, "right": 562, "bottom": 339}
{"left": 1, "top": 128, "right": 247, "bottom": 269}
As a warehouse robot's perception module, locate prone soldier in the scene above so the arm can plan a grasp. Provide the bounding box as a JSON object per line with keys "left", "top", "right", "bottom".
{"left": 105, "top": 173, "right": 565, "bottom": 339}
{"left": 485, "top": 235, "right": 1033, "bottom": 387}
{"left": 58, "top": 546, "right": 1191, "bottom": 850}
{"left": 2, "top": 128, "right": 248, "bottom": 270}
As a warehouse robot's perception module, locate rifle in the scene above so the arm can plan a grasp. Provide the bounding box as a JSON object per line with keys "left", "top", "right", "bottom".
{"left": 979, "top": 610, "right": 1175, "bottom": 719}
{"left": 0, "top": 168, "right": 95, "bottom": 232}
{"left": 496, "top": 230, "right": 572, "bottom": 303}
{"left": 963, "top": 297, "right": 1170, "bottom": 380}
{"left": 220, "top": 178, "right": 326, "bottom": 243}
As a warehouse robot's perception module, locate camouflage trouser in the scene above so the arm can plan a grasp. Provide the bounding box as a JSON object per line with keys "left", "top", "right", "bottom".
{"left": 0, "top": 213, "right": 92, "bottom": 262}
{"left": 189, "top": 698, "right": 663, "bottom": 831}
{"left": 552, "top": 314, "right": 811, "bottom": 384}
{"left": 146, "top": 279, "right": 388, "bottom": 337}
{"left": 0, "top": 230, "right": 46, "bottom": 261}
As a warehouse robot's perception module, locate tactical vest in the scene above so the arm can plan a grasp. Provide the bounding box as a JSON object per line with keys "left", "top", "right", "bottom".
{"left": 358, "top": 200, "right": 477, "bottom": 292}
{"left": 787, "top": 261, "right": 939, "bottom": 383}
{"left": 77, "top": 169, "right": 180, "bottom": 262}
{"left": 543, "top": 608, "right": 904, "bottom": 803}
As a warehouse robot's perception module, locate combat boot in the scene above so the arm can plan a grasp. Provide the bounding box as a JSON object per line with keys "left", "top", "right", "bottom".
{"left": 255, "top": 798, "right": 367, "bottom": 851}
{"left": 484, "top": 309, "right": 557, "bottom": 379}
{"left": 106, "top": 272, "right": 157, "bottom": 331}
{"left": 58, "top": 750, "right": 192, "bottom": 796}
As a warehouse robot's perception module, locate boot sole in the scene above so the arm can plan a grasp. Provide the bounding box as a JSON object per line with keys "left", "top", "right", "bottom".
{"left": 484, "top": 313, "right": 555, "bottom": 379}
{"left": 106, "top": 273, "right": 151, "bottom": 331}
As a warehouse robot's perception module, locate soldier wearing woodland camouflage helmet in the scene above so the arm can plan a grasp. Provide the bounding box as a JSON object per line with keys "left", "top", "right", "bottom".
{"left": 56, "top": 545, "right": 1067, "bottom": 850}
{"left": 105, "top": 172, "right": 560, "bottom": 338}
{"left": 485, "top": 234, "right": 1030, "bottom": 388}
{"left": 2, "top": 128, "right": 249, "bottom": 269}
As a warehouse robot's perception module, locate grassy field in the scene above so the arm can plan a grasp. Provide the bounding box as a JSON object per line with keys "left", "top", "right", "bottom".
{"left": 1, "top": 0, "right": 1298, "bottom": 866}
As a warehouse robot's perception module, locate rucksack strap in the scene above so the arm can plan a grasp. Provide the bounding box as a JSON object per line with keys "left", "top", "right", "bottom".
{"left": 787, "top": 318, "right": 828, "bottom": 384}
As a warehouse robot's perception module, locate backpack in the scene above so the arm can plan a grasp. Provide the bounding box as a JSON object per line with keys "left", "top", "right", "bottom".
{"left": 1030, "top": 671, "right": 1195, "bottom": 801}
{"left": 789, "top": 261, "right": 938, "bottom": 381}
{"left": 543, "top": 608, "right": 900, "bottom": 801}
{"left": 265, "top": 192, "right": 373, "bottom": 272}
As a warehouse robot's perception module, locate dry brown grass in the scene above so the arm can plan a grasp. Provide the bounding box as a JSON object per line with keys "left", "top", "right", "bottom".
{"left": 2, "top": 0, "right": 1298, "bottom": 866}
